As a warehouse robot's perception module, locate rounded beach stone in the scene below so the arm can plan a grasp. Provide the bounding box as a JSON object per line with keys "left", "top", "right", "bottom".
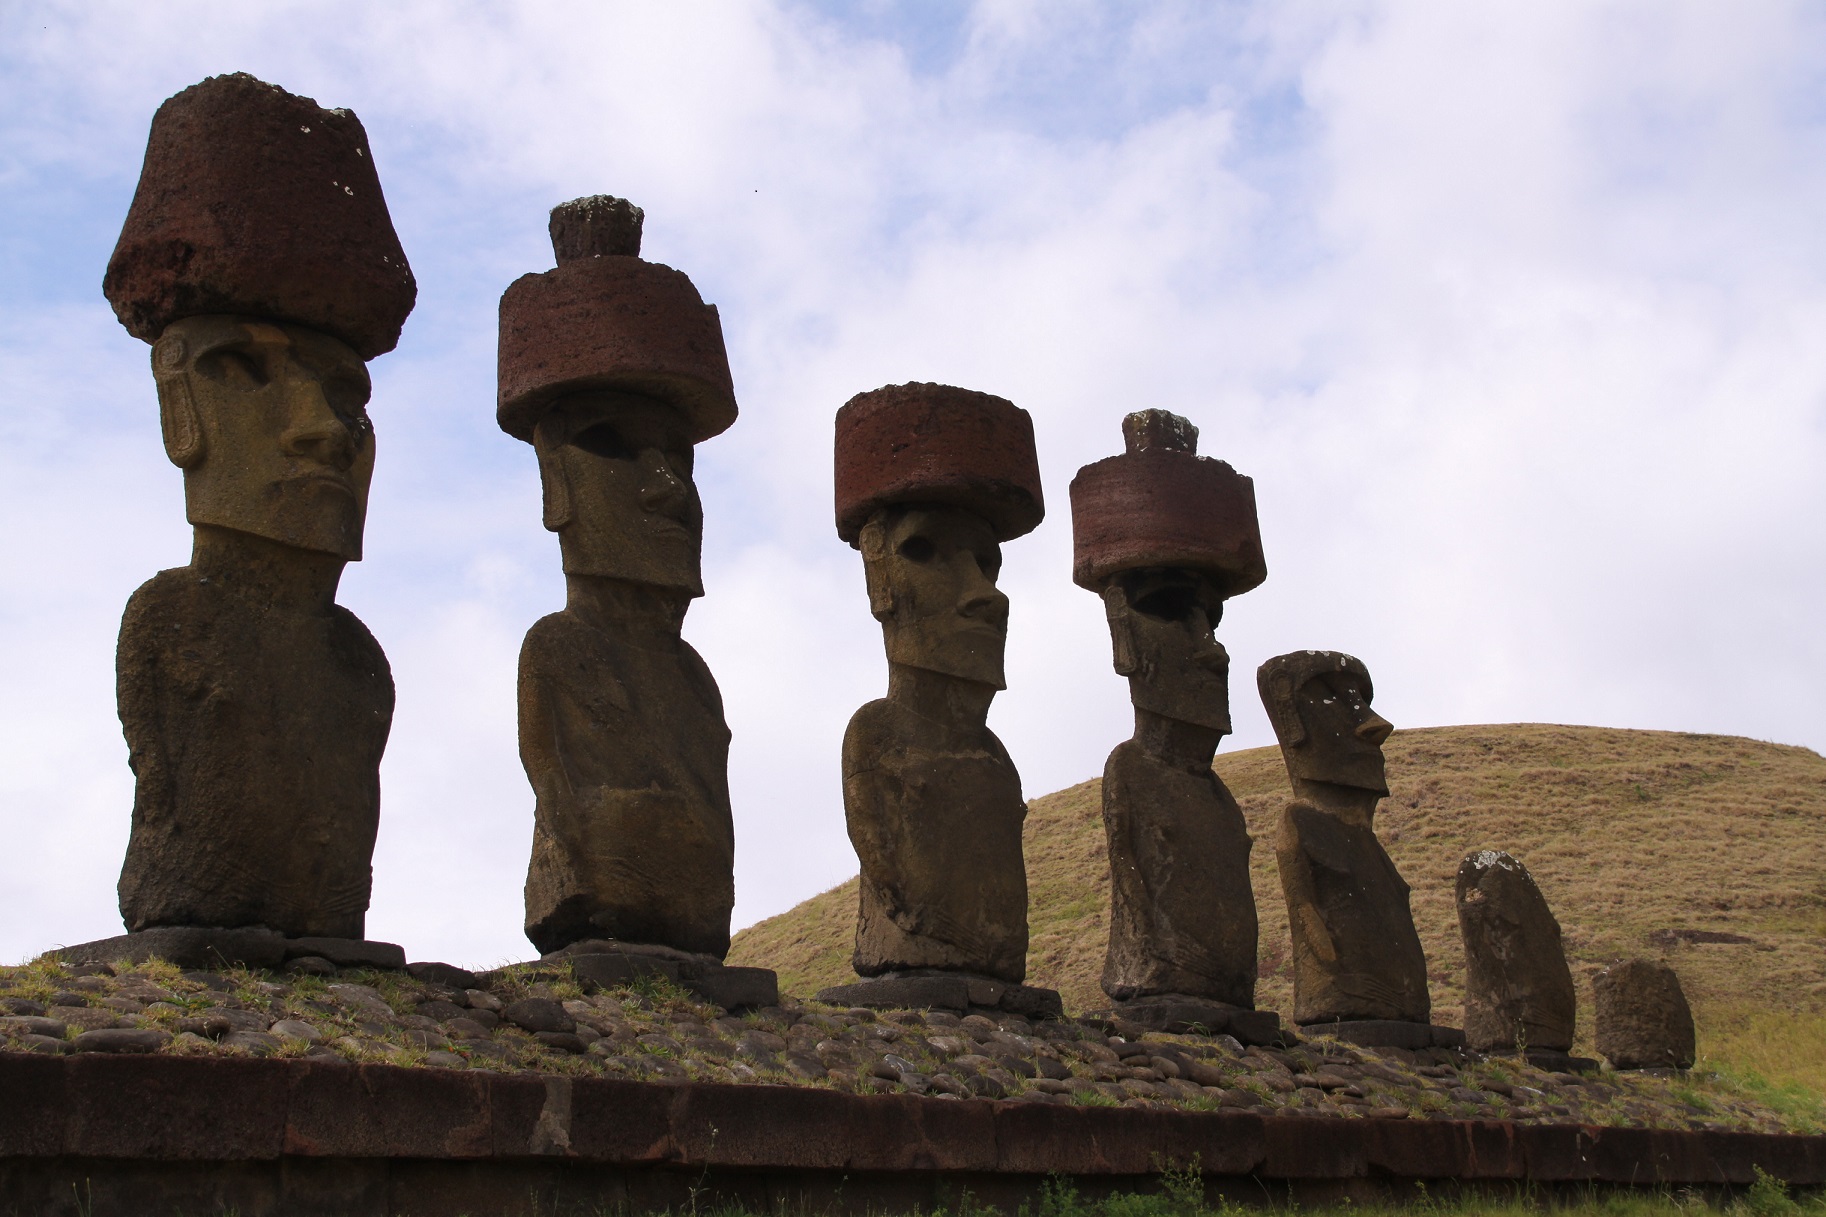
{"left": 502, "top": 997, "right": 574, "bottom": 1034}
{"left": 833, "top": 382, "right": 1044, "bottom": 544}
{"left": 1068, "top": 410, "right": 1265, "bottom": 594}
{"left": 104, "top": 73, "right": 415, "bottom": 359}
{"left": 73, "top": 1028, "right": 171, "bottom": 1054}
{"left": 496, "top": 215, "right": 736, "bottom": 443}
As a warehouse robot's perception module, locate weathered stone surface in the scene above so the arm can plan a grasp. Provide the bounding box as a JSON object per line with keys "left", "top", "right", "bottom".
{"left": 104, "top": 73, "right": 415, "bottom": 360}
{"left": 405, "top": 962, "right": 480, "bottom": 990}
{"left": 1106, "top": 995, "right": 1283, "bottom": 1045}
{"left": 1259, "top": 651, "right": 1429, "bottom": 1026}
{"left": 282, "top": 938, "right": 405, "bottom": 970}
{"left": 1456, "top": 850, "right": 1576, "bottom": 1052}
{"left": 503, "top": 206, "right": 740, "bottom": 964}
{"left": 502, "top": 999, "right": 574, "bottom": 1035}
{"left": 59, "top": 926, "right": 287, "bottom": 971}
{"left": 71, "top": 1028, "right": 172, "bottom": 1054}
{"left": 1300, "top": 1020, "right": 1465, "bottom": 1050}
{"left": 1071, "top": 414, "right": 1264, "bottom": 1014}
{"left": 497, "top": 196, "right": 735, "bottom": 444}
{"left": 1594, "top": 958, "right": 1696, "bottom": 1070}
{"left": 834, "top": 383, "right": 1043, "bottom": 545}
{"left": 1069, "top": 410, "right": 1266, "bottom": 596}
{"left": 817, "top": 974, "right": 1062, "bottom": 1019}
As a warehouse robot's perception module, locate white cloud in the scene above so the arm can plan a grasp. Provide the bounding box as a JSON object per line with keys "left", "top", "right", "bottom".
{"left": 1, "top": 1, "right": 1821, "bottom": 967}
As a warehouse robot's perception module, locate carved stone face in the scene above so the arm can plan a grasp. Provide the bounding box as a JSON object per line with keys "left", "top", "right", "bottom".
{"left": 1105, "top": 570, "right": 1230, "bottom": 734}
{"left": 534, "top": 392, "right": 702, "bottom": 595}
{"left": 1281, "top": 668, "right": 1393, "bottom": 795}
{"left": 152, "top": 314, "right": 374, "bottom": 560}
{"left": 860, "top": 505, "right": 1009, "bottom": 688}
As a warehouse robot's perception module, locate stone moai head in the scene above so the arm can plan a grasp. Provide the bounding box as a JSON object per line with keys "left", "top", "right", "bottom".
{"left": 497, "top": 196, "right": 738, "bottom": 594}
{"left": 834, "top": 383, "right": 1043, "bottom": 688}
{"left": 103, "top": 73, "right": 417, "bottom": 561}
{"left": 1070, "top": 409, "right": 1266, "bottom": 734}
{"left": 1257, "top": 650, "right": 1393, "bottom": 795}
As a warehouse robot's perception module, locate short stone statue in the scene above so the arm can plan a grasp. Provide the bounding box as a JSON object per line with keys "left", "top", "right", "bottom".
{"left": 496, "top": 196, "right": 774, "bottom": 1010}
{"left": 816, "top": 383, "right": 1059, "bottom": 1018}
{"left": 93, "top": 73, "right": 415, "bottom": 952}
{"left": 1259, "top": 651, "right": 1452, "bottom": 1048}
{"left": 1457, "top": 849, "right": 1577, "bottom": 1055}
{"left": 1594, "top": 957, "right": 1696, "bottom": 1070}
{"left": 1068, "top": 410, "right": 1276, "bottom": 1040}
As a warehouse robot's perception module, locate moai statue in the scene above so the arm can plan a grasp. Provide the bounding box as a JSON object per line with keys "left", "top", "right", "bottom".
{"left": 1594, "top": 957, "right": 1696, "bottom": 1070}
{"left": 1067, "top": 410, "right": 1279, "bottom": 1041}
{"left": 65, "top": 74, "right": 416, "bottom": 972}
{"left": 496, "top": 195, "right": 775, "bottom": 1009}
{"left": 1456, "top": 850, "right": 1580, "bottom": 1063}
{"left": 1258, "top": 651, "right": 1457, "bottom": 1049}
{"left": 815, "top": 383, "right": 1060, "bottom": 1019}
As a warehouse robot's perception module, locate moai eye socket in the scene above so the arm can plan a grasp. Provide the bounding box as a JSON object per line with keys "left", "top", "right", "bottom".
{"left": 898, "top": 534, "right": 936, "bottom": 562}
{"left": 196, "top": 349, "right": 266, "bottom": 391}
{"left": 571, "top": 422, "right": 637, "bottom": 460}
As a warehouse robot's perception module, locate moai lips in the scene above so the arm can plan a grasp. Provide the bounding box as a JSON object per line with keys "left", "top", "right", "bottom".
{"left": 500, "top": 198, "right": 753, "bottom": 983}
{"left": 98, "top": 75, "right": 409, "bottom": 945}
{"left": 1260, "top": 651, "right": 1434, "bottom": 1032}
{"left": 819, "top": 383, "right": 1058, "bottom": 1017}
{"left": 1069, "top": 411, "right": 1269, "bottom": 1035}
{"left": 104, "top": 73, "right": 415, "bottom": 360}
{"left": 1456, "top": 850, "right": 1577, "bottom": 1053}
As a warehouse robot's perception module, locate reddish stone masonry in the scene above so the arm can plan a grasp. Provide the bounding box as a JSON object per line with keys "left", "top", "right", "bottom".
{"left": 1, "top": 1055, "right": 1822, "bottom": 1216}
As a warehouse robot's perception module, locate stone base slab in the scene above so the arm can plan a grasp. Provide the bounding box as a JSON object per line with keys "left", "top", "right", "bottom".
{"left": 56, "top": 928, "right": 404, "bottom": 973}
{"left": 1516, "top": 1049, "right": 1602, "bottom": 1074}
{"left": 817, "top": 972, "right": 1065, "bottom": 1020}
{"left": 490, "top": 941, "right": 778, "bottom": 1011}
{"left": 2, "top": 1054, "right": 1824, "bottom": 1217}
{"left": 1298, "top": 1019, "right": 1468, "bottom": 1050}
{"left": 1099, "top": 995, "right": 1288, "bottom": 1045}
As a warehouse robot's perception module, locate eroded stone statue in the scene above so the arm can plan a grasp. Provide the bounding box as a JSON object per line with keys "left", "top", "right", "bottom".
{"left": 1259, "top": 651, "right": 1452, "bottom": 1048}
{"left": 496, "top": 196, "right": 774, "bottom": 1009}
{"left": 1457, "top": 849, "right": 1578, "bottom": 1055}
{"left": 1068, "top": 410, "right": 1275, "bottom": 1040}
{"left": 817, "top": 383, "right": 1059, "bottom": 1018}
{"left": 88, "top": 73, "right": 415, "bottom": 959}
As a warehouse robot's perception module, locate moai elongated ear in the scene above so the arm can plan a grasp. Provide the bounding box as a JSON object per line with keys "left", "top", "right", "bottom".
{"left": 533, "top": 417, "right": 573, "bottom": 532}
{"left": 151, "top": 332, "right": 204, "bottom": 469}
{"left": 858, "top": 514, "right": 896, "bottom": 621}
{"left": 1102, "top": 583, "right": 1140, "bottom": 676}
{"left": 1260, "top": 668, "right": 1307, "bottom": 747}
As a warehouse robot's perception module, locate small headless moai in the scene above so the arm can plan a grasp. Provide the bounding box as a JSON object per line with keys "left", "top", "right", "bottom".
{"left": 1259, "top": 651, "right": 1459, "bottom": 1049}
{"left": 67, "top": 74, "right": 416, "bottom": 972}
{"left": 1456, "top": 849, "right": 1581, "bottom": 1065}
{"left": 815, "top": 383, "right": 1060, "bottom": 1019}
{"left": 497, "top": 196, "right": 775, "bottom": 1009}
{"left": 1068, "top": 410, "right": 1278, "bottom": 1041}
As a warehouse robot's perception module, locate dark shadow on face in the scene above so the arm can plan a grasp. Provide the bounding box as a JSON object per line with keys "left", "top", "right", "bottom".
{"left": 535, "top": 392, "right": 703, "bottom": 594}
{"left": 862, "top": 504, "right": 1009, "bottom": 687}
{"left": 1111, "top": 569, "right": 1231, "bottom": 734}
{"left": 155, "top": 315, "right": 374, "bottom": 560}
{"left": 1289, "top": 669, "right": 1394, "bottom": 795}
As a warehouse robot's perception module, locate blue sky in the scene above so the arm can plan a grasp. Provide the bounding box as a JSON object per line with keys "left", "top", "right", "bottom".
{"left": 3, "top": 1, "right": 1823, "bottom": 969}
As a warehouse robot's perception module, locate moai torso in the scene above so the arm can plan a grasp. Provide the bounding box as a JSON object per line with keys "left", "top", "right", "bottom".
{"left": 1457, "top": 850, "right": 1576, "bottom": 1051}
{"left": 1276, "top": 801, "right": 1428, "bottom": 1023}
{"left": 117, "top": 566, "right": 391, "bottom": 937}
{"left": 519, "top": 608, "right": 734, "bottom": 957}
{"left": 1101, "top": 741, "right": 1255, "bottom": 1002}
{"left": 843, "top": 696, "right": 1028, "bottom": 982}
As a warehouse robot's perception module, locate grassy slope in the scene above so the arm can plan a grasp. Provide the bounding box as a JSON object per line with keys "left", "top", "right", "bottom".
{"left": 729, "top": 724, "right": 1826, "bottom": 1085}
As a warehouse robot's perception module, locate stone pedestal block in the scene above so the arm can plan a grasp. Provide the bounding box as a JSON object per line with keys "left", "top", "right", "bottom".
{"left": 817, "top": 972, "right": 1063, "bottom": 1020}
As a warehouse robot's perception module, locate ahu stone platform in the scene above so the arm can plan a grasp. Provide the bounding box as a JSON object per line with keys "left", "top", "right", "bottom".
{"left": 3, "top": 1054, "right": 1825, "bottom": 1217}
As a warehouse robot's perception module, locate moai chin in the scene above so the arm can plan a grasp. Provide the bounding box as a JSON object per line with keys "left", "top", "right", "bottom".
{"left": 1068, "top": 410, "right": 1278, "bottom": 1041}
{"left": 1456, "top": 849, "right": 1578, "bottom": 1056}
{"left": 93, "top": 73, "right": 415, "bottom": 951}
{"left": 498, "top": 196, "right": 763, "bottom": 998}
{"left": 816, "top": 383, "right": 1061, "bottom": 1019}
{"left": 1259, "top": 651, "right": 1441, "bottom": 1044}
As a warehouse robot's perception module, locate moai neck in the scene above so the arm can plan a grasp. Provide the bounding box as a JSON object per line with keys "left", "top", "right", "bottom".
{"left": 1289, "top": 776, "right": 1381, "bottom": 829}
{"left": 190, "top": 524, "right": 344, "bottom": 614}
{"left": 1131, "top": 707, "right": 1223, "bottom": 773}
{"left": 564, "top": 574, "right": 689, "bottom": 638}
{"left": 887, "top": 662, "right": 998, "bottom": 729}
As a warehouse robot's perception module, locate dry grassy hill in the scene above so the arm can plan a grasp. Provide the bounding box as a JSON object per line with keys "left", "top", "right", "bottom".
{"left": 730, "top": 724, "right": 1826, "bottom": 1091}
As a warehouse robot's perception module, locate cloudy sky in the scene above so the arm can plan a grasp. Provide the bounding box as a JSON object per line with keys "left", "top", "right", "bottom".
{"left": 3, "top": 1, "right": 1822, "bottom": 969}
